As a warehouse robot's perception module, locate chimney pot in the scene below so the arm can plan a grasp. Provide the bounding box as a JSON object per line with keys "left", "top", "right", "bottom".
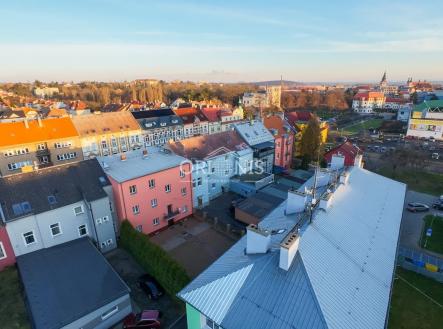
{"left": 246, "top": 224, "right": 271, "bottom": 254}
{"left": 120, "top": 154, "right": 127, "bottom": 161}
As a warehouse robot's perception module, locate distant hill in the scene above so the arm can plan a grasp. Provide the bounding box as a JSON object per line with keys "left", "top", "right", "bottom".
{"left": 250, "top": 80, "right": 301, "bottom": 86}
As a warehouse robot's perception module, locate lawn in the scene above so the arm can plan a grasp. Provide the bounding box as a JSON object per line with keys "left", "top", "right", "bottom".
{"left": 420, "top": 215, "right": 443, "bottom": 254}
{"left": 377, "top": 167, "right": 443, "bottom": 196}
{"left": 0, "top": 267, "right": 30, "bottom": 328}
{"left": 341, "top": 118, "right": 384, "bottom": 135}
{"left": 389, "top": 267, "right": 443, "bottom": 329}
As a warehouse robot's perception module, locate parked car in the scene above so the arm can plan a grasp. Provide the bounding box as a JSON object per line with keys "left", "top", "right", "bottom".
{"left": 406, "top": 202, "right": 430, "bottom": 212}
{"left": 137, "top": 274, "right": 164, "bottom": 300}
{"left": 431, "top": 152, "right": 439, "bottom": 160}
{"left": 433, "top": 202, "right": 443, "bottom": 210}
{"left": 123, "top": 310, "right": 161, "bottom": 328}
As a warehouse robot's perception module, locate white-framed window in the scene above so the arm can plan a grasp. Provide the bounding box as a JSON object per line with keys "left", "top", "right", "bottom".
{"left": 165, "top": 184, "right": 171, "bottom": 193}
{"left": 182, "top": 205, "right": 188, "bottom": 213}
{"left": 101, "top": 242, "right": 106, "bottom": 248}
{"left": 0, "top": 242, "right": 7, "bottom": 260}
{"left": 148, "top": 179, "right": 155, "bottom": 189}
{"left": 102, "top": 216, "right": 110, "bottom": 222}
{"left": 37, "top": 143, "right": 46, "bottom": 151}
{"left": 74, "top": 205, "right": 84, "bottom": 216}
{"left": 54, "top": 141, "right": 72, "bottom": 149}
{"left": 50, "top": 223, "right": 62, "bottom": 237}
{"left": 132, "top": 205, "right": 140, "bottom": 215}
{"left": 56, "top": 152, "right": 77, "bottom": 161}
{"left": 135, "top": 225, "right": 143, "bottom": 232}
{"left": 23, "top": 231, "right": 36, "bottom": 246}
{"left": 7, "top": 160, "right": 33, "bottom": 171}
{"left": 129, "top": 185, "right": 137, "bottom": 195}
{"left": 78, "top": 224, "right": 88, "bottom": 237}
{"left": 197, "top": 177, "right": 202, "bottom": 186}
{"left": 101, "top": 306, "right": 119, "bottom": 320}
{"left": 206, "top": 318, "right": 220, "bottom": 329}
{"left": 153, "top": 217, "right": 159, "bottom": 226}
{"left": 151, "top": 199, "right": 158, "bottom": 208}
{"left": 180, "top": 170, "right": 185, "bottom": 178}
{"left": 181, "top": 187, "right": 187, "bottom": 196}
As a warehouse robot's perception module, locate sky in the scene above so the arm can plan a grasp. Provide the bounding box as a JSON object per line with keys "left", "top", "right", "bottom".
{"left": 1, "top": 0, "right": 443, "bottom": 83}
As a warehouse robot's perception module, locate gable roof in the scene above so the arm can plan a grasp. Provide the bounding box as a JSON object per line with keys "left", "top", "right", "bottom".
{"left": 0, "top": 117, "right": 79, "bottom": 148}
{"left": 179, "top": 167, "right": 406, "bottom": 329}
{"left": 324, "top": 141, "right": 362, "bottom": 159}
{"left": 263, "top": 115, "right": 294, "bottom": 138}
{"left": 234, "top": 121, "right": 274, "bottom": 146}
{"left": 168, "top": 131, "right": 250, "bottom": 160}
{"left": 131, "top": 109, "right": 183, "bottom": 129}
{"left": 72, "top": 112, "right": 140, "bottom": 136}
{"left": 414, "top": 99, "right": 443, "bottom": 112}
{"left": 0, "top": 159, "right": 109, "bottom": 222}
{"left": 17, "top": 238, "right": 129, "bottom": 329}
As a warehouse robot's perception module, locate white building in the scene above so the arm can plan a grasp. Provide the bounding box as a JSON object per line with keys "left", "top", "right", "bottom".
{"left": 168, "top": 131, "right": 253, "bottom": 208}
{"left": 352, "top": 91, "right": 385, "bottom": 114}
{"left": 407, "top": 100, "right": 443, "bottom": 140}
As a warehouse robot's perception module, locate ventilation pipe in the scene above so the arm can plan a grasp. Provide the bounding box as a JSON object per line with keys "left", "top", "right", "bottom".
{"left": 246, "top": 224, "right": 271, "bottom": 254}
{"left": 286, "top": 190, "right": 307, "bottom": 215}
{"left": 279, "top": 231, "right": 300, "bottom": 271}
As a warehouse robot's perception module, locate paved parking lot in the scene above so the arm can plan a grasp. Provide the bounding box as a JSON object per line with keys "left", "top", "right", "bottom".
{"left": 106, "top": 248, "right": 186, "bottom": 329}
{"left": 400, "top": 190, "right": 443, "bottom": 256}
{"left": 151, "top": 217, "right": 237, "bottom": 278}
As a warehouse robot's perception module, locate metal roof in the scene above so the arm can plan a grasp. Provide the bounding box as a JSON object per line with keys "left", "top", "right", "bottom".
{"left": 178, "top": 167, "right": 406, "bottom": 329}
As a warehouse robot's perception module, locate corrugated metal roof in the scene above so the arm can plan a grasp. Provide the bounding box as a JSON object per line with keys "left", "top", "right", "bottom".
{"left": 178, "top": 167, "right": 406, "bottom": 329}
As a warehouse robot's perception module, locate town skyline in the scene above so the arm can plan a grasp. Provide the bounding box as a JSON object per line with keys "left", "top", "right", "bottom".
{"left": 1, "top": 0, "right": 443, "bottom": 82}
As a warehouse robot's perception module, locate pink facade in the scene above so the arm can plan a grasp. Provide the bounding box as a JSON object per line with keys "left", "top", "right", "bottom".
{"left": 0, "top": 225, "right": 16, "bottom": 271}
{"left": 109, "top": 162, "right": 193, "bottom": 235}
{"left": 274, "top": 134, "right": 294, "bottom": 169}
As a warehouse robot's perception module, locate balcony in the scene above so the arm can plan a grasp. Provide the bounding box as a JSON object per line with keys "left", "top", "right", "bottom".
{"left": 163, "top": 209, "right": 180, "bottom": 220}
{"left": 36, "top": 149, "right": 50, "bottom": 157}
{"left": 38, "top": 161, "right": 53, "bottom": 169}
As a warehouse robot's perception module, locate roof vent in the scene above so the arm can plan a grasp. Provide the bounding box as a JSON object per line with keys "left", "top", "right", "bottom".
{"left": 279, "top": 230, "right": 300, "bottom": 271}
{"left": 246, "top": 224, "right": 271, "bottom": 254}
{"left": 142, "top": 149, "right": 148, "bottom": 158}
{"left": 286, "top": 190, "right": 307, "bottom": 215}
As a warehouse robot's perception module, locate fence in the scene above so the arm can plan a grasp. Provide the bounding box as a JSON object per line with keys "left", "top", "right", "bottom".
{"left": 397, "top": 246, "right": 443, "bottom": 282}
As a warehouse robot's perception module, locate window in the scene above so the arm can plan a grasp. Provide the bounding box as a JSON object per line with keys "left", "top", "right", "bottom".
{"left": 101, "top": 306, "right": 119, "bottom": 321}
{"left": 50, "top": 223, "right": 62, "bottom": 236}
{"left": 211, "top": 167, "right": 215, "bottom": 173}
{"left": 181, "top": 187, "right": 187, "bottom": 196}
{"left": 136, "top": 225, "right": 143, "bottom": 232}
{"left": 197, "top": 177, "right": 202, "bottom": 186}
{"left": 151, "top": 199, "right": 158, "bottom": 208}
{"left": 165, "top": 184, "right": 171, "bottom": 193}
{"left": 12, "top": 202, "right": 32, "bottom": 216}
{"left": 148, "top": 179, "right": 155, "bottom": 189}
{"left": 129, "top": 185, "right": 137, "bottom": 195}
{"left": 7, "top": 160, "right": 33, "bottom": 171}
{"left": 54, "top": 141, "right": 72, "bottom": 149}
{"left": 0, "top": 242, "right": 7, "bottom": 260}
{"left": 192, "top": 179, "right": 196, "bottom": 188}
{"left": 211, "top": 183, "right": 216, "bottom": 188}
{"left": 180, "top": 170, "right": 185, "bottom": 177}
{"left": 102, "top": 216, "right": 110, "bottom": 222}
{"left": 74, "top": 205, "right": 84, "bottom": 216}
{"left": 132, "top": 205, "right": 140, "bottom": 214}
{"left": 106, "top": 239, "right": 113, "bottom": 246}
{"left": 153, "top": 217, "right": 159, "bottom": 226}
{"left": 23, "top": 231, "right": 35, "bottom": 246}
{"left": 56, "top": 152, "right": 77, "bottom": 161}
{"left": 78, "top": 225, "right": 88, "bottom": 236}
{"left": 182, "top": 205, "right": 188, "bottom": 213}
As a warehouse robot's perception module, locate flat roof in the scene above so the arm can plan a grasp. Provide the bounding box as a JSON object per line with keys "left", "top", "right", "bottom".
{"left": 98, "top": 147, "right": 188, "bottom": 183}
{"left": 17, "top": 238, "right": 130, "bottom": 329}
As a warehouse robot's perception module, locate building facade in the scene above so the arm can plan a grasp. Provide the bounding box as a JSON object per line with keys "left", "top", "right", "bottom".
{"left": 72, "top": 111, "right": 143, "bottom": 158}
{"left": 0, "top": 160, "right": 117, "bottom": 257}
{"left": 99, "top": 148, "right": 193, "bottom": 235}
{"left": 174, "top": 108, "right": 209, "bottom": 138}
{"left": 131, "top": 109, "right": 184, "bottom": 147}
{"left": 324, "top": 141, "right": 363, "bottom": 167}
{"left": 263, "top": 115, "right": 295, "bottom": 170}
{"left": 169, "top": 131, "right": 253, "bottom": 208}
{"left": 406, "top": 100, "right": 443, "bottom": 140}
{"left": 0, "top": 117, "right": 82, "bottom": 177}
{"left": 0, "top": 225, "right": 15, "bottom": 271}
{"left": 352, "top": 92, "right": 385, "bottom": 114}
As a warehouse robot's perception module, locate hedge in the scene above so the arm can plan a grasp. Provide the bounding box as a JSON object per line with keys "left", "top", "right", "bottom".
{"left": 119, "top": 220, "right": 190, "bottom": 296}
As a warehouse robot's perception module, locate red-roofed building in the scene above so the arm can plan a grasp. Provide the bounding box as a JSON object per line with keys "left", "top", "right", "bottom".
{"left": 0, "top": 225, "right": 15, "bottom": 271}
{"left": 324, "top": 141, "right": 362, "bottom": 167}
{"left": 263, "top": 115, "right": 294, "bottom": 169}
{"left": 352, "top": 92, "right": 385, "bottom": 114}
{"left": 173, "top": 107, "right": 209, "bottom": 137}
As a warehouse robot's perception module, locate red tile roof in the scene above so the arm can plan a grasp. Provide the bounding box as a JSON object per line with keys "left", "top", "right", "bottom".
{"left": 263, "top": 115, "right": 293, "bottom": 138}
{"left": 285, "top": 111, "right": 313, "bottom": 125}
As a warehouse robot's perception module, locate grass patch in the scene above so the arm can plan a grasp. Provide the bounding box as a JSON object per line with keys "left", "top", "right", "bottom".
{"left": 341, "top": 118, "right": 384, "bottom": 135}
{"left": 420, "top": 215, "right": 443, "bottom": 254}
{"left": 376, "top": 167, "right": 443, "bottom": 196}
{"left": 0, "top": 267, "right": 30, "bottom": 329}
{"left": 389, "top": 267, "right": 443, "bottom": 329}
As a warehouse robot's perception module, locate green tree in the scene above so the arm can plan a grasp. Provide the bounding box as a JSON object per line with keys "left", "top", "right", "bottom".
{"left": 300, "top": 116, "right": 322, "bottom": 162}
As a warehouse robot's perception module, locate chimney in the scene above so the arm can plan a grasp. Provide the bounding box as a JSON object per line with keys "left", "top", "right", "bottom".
{"left": 330, "top": 154, "right": 345, "bottom": 170}
{"left": 339, "top": 171, "right": 349, "bottom": 185}
{"left": 120, "top": 154, "right": 127, "bottom": 161}
{"left": 37, "top": 116, "right": 43, "bottom": 127}
{"left": 319, "top": 191, "right": 333, "bottom": 211}
{"left": 354, "top": 154, "right": 363, "bottom": 168}
{"left": 279, "top": 231, "right": 300, "bottom": 271}
{"left": 246, "top": 224, "right": 271, "bottom": 254}
{"left": 24, "top": 118, "right": 29, "bottom": 128}
{"left": 142, "top": 149, "right": 148, "bottom": 158}
{"left": 286, "top": 190, "right": 307, "bottom": 215}
{"left": 316, "top": 168, "right": 332, "bottom": 187}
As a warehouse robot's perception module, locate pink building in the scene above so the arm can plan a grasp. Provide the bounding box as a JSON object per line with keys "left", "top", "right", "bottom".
{"left": 98, "top": 148, "right": 193, "bottom": 235}
{"left": 263, "top": 115, "right": 294, "bottom": 170}
{"left": 0, "top": 225, "right": 16, "bottom": 271}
